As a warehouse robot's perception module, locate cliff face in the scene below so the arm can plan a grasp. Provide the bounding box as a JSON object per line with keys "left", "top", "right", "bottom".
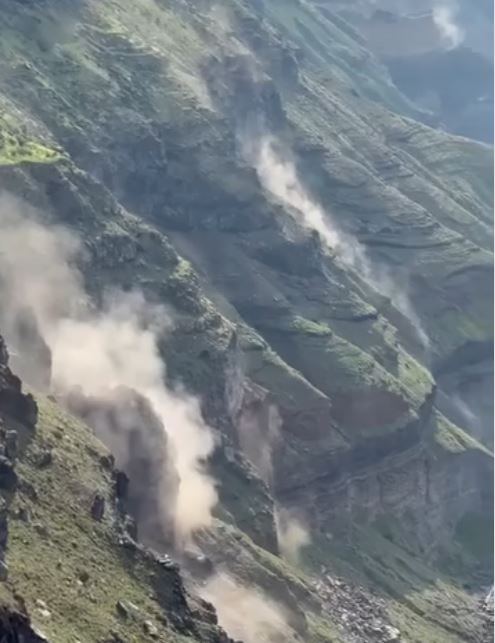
{"left": 0, "top": 1, "right": 492, "bottom": 642}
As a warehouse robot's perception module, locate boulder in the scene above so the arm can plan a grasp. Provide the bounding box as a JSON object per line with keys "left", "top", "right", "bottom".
{"left": 91, "top": 494, "right": 105, "bottom": 521}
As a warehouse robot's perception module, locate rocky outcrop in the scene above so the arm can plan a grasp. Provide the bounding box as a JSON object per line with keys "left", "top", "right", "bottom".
{"left": 4, "top": 307, "right": 52, "bottom": 392}
{"left": 0, "top": 607, "right": 48, "bottom": 642}
{"left": 113, "top": 538, "right": 235, "bottom": 642}
{"left": 0, "top": 334, "right": 39, "bottom": 589}
{"left": 0, "top": 335, "right": 37, "bottom": 428}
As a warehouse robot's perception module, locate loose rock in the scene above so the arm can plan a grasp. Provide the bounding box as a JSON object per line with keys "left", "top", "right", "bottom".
{"left": 91, "top": 494, "right": 105, "bottom": 521}
{"left": 143, "top": 620, "right": 159, "bottom": 638}
{"left": 14, "top": 505, "right": 32, "bottom": 523}
{"left": 36, "top": 449, "right": 53, "bottom": 468}
{"left": 33, "top": 522, "right": 48, "bottom": 537}
{"left": 78, "top": 570, "right": 90, "bottom": 584}
{"left": 114, "top": 470, "right": 129, "bottom": 501}
{"left": 35, "top": 599, "right": 51, "bottom": 619}
{"left": 116, "top": 599, "right": 139, "bottom": 620}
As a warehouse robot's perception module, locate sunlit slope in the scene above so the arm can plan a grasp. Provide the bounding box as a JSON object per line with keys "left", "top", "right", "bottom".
{"left": 0, "top": 2, "right": 492, "bottom": 642}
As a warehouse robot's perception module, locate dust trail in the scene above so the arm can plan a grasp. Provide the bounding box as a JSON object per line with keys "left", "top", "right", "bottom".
{"left": 275, "top": 508, "right": 311, "bottom": 563}
{"left": 236, "top": 394, "right": 312, "bottom": 560}
{"left": 236, "top": 396, "right": 281, "bottom": 487}
{"left": 450, "top": 394, "right": 483, "bottom": 438}
{"left": 361, "top": 262, "right": 431, "bottom": 350}
{"left": 253, "top": 136, "right": 340, "bottom": 249}
{"left": 199, "top": 573, "right": 293, "bottom": 643}
{"left": 0, "top": 194, "right": 217, "bottom": 545}
{"left": 245, "top": 134, "right": 430, "bottom": 349}
{"left": 433, "top": 4, "right": 465, "bottom": 49}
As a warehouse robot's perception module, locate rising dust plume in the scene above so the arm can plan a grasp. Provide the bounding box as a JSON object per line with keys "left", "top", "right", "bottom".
{"left": 200, "top": 573, "right": 293, "bottom": 643}
{"left": 0, "top": 194, "right": 218, "bottom": 545}
{"left": 433, "top": 3, "right": 465, "bottom": 49}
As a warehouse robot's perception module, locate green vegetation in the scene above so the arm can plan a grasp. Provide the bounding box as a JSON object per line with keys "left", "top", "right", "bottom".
{"left": 0, "top": 0, "right": 491, "bottom": 641}
{"left": 396, "top": 349, "right": 434, "bottom": 402}
{"left": 0, "top": 113, "right": 59, "bottom": 166}
{"left": 300, "top": 523, "right": 488, "bottom": 643}
{"left": 6, "top": 397, "right": 193, "bottom": 642}
{"left": 306, "top": 614, "right": 342, "bottom": 643}
{"left": 433, "top": 412, "right": 492, "bottom": 455}
{"left": 291, "top": 316, "right": 332, "bottom": 336}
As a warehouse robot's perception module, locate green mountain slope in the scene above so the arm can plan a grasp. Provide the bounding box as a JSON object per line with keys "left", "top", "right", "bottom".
{"left": 0, "top": 1, "right": 492, "bottom": 641}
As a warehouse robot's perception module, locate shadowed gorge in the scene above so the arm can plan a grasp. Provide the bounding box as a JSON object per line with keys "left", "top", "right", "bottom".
{"left": 0, "top": 0, "right": 492, "bottom": 642}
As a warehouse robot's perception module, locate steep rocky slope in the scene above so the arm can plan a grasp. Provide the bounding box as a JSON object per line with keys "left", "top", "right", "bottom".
{"left": 0, "top": 335, "right": 241, "bottom": 642}
{"left": 0, "top": 336, "right": 491, "bottom": 642}
{"left": 0, "top": 1, "right": 492, "bottom": 642}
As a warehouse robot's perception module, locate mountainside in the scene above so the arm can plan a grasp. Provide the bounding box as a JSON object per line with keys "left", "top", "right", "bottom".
{"left": 0, "top": 1, "right": 492, "bottom": 642}
{"left": 315, "top": 0, "right": 494, "bottom": 142}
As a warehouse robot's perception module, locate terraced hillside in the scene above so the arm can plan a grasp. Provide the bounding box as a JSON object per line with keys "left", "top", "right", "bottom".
{"left": 0, "top": 1, "right": 492, "bottom": 642}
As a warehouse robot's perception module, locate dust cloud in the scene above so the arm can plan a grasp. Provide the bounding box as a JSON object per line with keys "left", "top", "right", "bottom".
{"left": 433, "top": 4, "right": 465, "bottom": 49}
{"left": 0, "top": 194, "right": 218, "bottom": 545}
{"left": 236, "top": 398, "right": 281, "bottom": 487}
{"left": 199, "top": 572, "right": 292, "bottom": 643}
{"left": 244, "top": 133, "right": 430, "bottom": 349}
{"left": 235, "top": 391, "right": 312, "bottom": 560}
{"left": 275, "top": 508, "right": 311, "bottom": 563}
